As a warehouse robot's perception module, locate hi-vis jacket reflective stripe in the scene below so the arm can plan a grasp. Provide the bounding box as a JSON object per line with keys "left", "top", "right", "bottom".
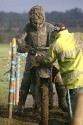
{"left": 41, "top": 30, "right": 83, "bottom": 89}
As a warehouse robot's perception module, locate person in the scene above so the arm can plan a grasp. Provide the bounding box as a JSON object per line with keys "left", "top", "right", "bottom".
{"left": 35, "top": 23, "right": 83, "bottom": 116}
{"left": 16, "top": 5, "right": 67, "bottom": 114}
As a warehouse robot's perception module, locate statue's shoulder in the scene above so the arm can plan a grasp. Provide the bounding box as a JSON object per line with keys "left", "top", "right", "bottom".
{"left": 46, "top": 22, "right": 54, "bottom": 29}
{"left": 24, "top": 23, "right": 31, "bottom": 32}
{"left": 46, "top": 22, "right": 54, "bottom": 33}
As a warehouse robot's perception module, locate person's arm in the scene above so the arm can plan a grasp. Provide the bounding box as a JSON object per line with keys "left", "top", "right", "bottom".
{"left": 35, "top": 43, "right": 57, "bottom": 65}
{"left": 40, "top": 43, "right": 57, "bottom": 65}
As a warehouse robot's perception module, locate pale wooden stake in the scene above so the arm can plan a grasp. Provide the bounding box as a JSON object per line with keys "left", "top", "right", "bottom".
{"left": 8, "top": 38, "right": 16, "bottom": 118}
{"left": 15, "top": 53, "right": 20, "bottom": 105}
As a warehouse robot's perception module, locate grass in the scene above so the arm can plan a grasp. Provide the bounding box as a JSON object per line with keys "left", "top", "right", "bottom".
{"left": 0, "top": 44, "right": 10, "bottom": 57}
{"left": 0, "top": 44, "right": 10, "bottom": 105}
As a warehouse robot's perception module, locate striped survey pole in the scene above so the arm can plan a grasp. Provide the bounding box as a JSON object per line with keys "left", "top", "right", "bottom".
{"left": 8, "top": 38, "right": 16, "bottom": 118}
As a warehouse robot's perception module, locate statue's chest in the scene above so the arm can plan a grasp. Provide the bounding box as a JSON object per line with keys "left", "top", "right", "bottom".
{"left": 29, "top": 29, "right": 47, "bottom": 47}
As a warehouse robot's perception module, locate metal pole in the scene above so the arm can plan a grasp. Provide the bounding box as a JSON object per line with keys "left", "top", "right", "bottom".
{"left": 8, "top": 38, "right": 16, "bottom": 118}
{"left": 68, "top": 89, "right": 72, "bottom": 118}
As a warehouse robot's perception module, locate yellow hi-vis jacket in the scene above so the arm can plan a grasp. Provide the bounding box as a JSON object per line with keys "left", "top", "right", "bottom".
{"left": 41, "top": 29, "right": 83, "bottom": 89}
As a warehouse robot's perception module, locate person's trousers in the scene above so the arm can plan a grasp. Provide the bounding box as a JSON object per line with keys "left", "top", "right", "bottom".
{"left": 66, "top": 87, "right": 83, "bottom": 115}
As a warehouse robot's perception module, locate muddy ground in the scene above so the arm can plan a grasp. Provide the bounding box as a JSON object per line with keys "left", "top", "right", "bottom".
{"left": 0, "top": 94, "right": 70, "bottom": 125}
{"left": 0, "top": 107, "right": 70, "bottom": 125}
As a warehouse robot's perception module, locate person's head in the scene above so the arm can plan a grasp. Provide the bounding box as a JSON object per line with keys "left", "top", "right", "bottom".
{"left": 29, "top": 5, "right": 46, "bottom": 30}
{"left": 53, "top": 23, "right": 66, "bottom": 32}
{"left": 51, "top": 23, "right": 66, "bottom": 37}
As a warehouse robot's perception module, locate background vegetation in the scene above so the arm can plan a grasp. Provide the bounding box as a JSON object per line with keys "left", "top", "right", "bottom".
{"left": 0, "top": 8, "right": 83, "bottom": 43}
{"left": 0, "top": 44, "right": 10, "bottom": 106}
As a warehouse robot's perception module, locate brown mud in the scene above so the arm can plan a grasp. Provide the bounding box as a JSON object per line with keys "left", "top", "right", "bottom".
{"left": 0, "top": 106, "right": 70, "bottom": 125}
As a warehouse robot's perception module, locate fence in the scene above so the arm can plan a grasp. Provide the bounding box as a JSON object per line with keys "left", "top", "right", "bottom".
{"left": 0, "top": 39, "right": 26, "bottom": 118}
{"left": 7, "top": 38, "right": 27, "bottom": 118}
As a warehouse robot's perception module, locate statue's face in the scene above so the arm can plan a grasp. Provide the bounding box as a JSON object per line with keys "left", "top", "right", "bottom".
{"left": 29, "top": 5, "right": 45, "bottom": 30}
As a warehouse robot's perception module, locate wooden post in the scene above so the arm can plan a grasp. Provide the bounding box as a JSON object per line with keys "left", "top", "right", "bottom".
{"left": 8, "top": 38, "right": 16, "bottom": 118}
{"left": 15, "top": 53, "right": 20, "bottom": 105}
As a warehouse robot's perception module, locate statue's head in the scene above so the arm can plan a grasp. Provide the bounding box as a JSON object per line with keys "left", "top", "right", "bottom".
{"left": 29, "top": 5, "right": 46, "bottom": 30}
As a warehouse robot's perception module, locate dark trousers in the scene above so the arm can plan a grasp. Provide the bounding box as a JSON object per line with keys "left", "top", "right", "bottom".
{"left": 66, "top": 87, "right": 83, "bottom": 116}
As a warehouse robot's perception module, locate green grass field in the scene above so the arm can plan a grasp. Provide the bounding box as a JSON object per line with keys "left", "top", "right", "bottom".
{"left": 0, "top": 44, "right": 10, "bottom": 57}
{"left": 0, "top": 44, "right": 10, "bottom": 105}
